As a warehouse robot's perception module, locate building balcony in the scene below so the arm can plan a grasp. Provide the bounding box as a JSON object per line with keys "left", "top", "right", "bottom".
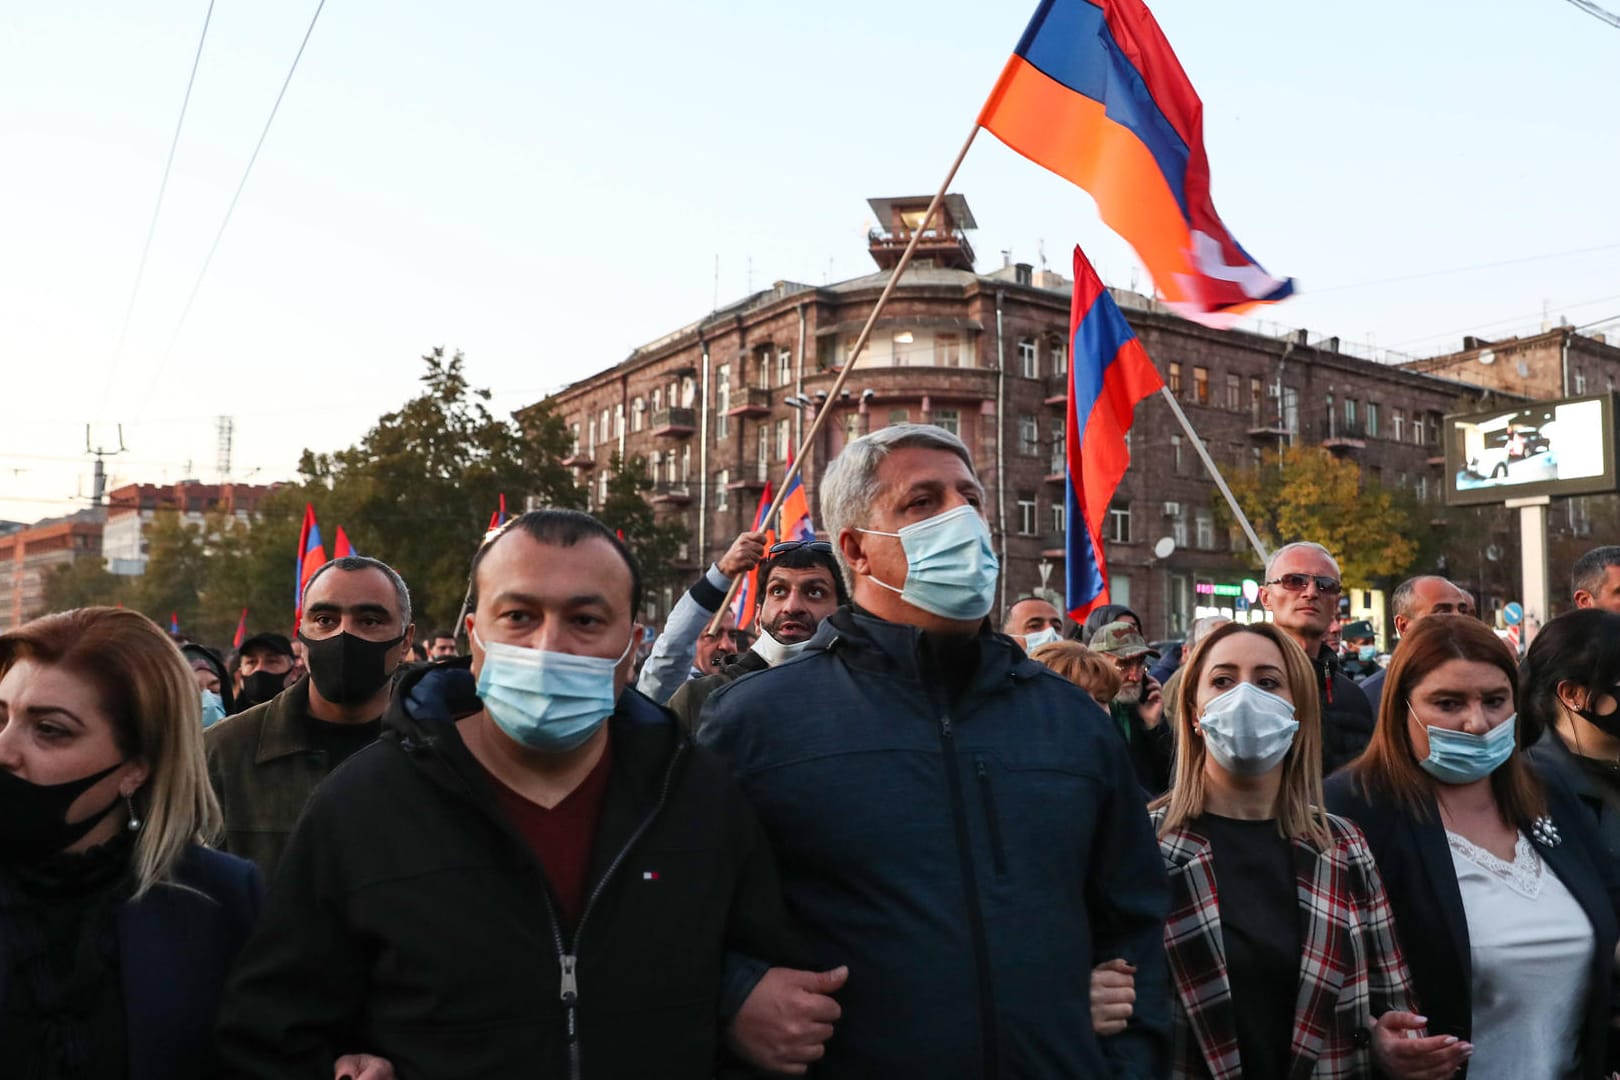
{"left": 650, "top": 482, "right": 693, "bottom": 506}
{"left": 1041, "top": 532, "right": 1067, "bottom": 559}
{"left": 725, "top": 387, "right": 772, "bottom": 418}
{"left": 651, "top": 408, "right": 697, "bottom": 438}
{"left": 727, "top": 467, "right": 768, "bottom": 491}
{"left": 1321, "top": 425, "right": 1367, "bottom": 452}
{"left": 1044, "top": 454, "right": 1067, "bottom": 485}
{"left": 1427, "top": 454, "right": 1445, "bottom": 467}
{"left": 562, "top": 451, "right": 596, "bottom": 469}
{"left": 1246, "top": 409, "right": 1293, "bottom": 439}
{"left": 1044, "top": 373, "right": 1069, "bottom": 406}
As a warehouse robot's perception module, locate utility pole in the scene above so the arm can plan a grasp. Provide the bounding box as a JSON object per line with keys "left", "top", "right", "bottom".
{"left": 85, "top": 424, "right": 127, "bottom": 509}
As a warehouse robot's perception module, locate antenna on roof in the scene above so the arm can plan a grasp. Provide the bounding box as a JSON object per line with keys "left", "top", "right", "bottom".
{"left": 1038, "top": 238, "right": 1047, "bottom": 270}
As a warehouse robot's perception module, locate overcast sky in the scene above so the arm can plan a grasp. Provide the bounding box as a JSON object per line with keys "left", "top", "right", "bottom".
{"left": 3, "top": 0, "right": 1617, "bottom": 524}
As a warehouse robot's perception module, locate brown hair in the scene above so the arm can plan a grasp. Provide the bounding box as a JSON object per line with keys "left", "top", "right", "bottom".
{"left": 0, "top": 607, "right": 222, "bottom": 897}
{"left": 1152, "top": 621, "right": 1331, "bottom": 848}
{"left": 1030, "top": 641, "right": 1122, "bottom": 705}
{"left": 1346, "top": 614, "right": 1543, "bottom": 828}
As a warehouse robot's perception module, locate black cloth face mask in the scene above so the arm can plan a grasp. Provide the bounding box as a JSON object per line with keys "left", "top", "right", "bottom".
{"left": 1577, "top": 696, "right": 1620, "bottom": 739}
{"left": 0, "top": 761, "right": 125, "bottom": 864}
{"left": 297, "top": 630, "right": 405, "bottom": 706}
{"left": 239, "top": 669, "right": 290, "bottom": 709}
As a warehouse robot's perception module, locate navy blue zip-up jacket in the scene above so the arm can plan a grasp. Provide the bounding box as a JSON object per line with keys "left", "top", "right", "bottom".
{"left": 698, "top": 607, "right": 1170, "bottom": 1079}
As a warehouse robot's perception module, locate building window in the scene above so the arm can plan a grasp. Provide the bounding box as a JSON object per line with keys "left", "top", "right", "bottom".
{"left": 586, "top": 417, "right": 597, "bottom": 455}
{"left": 1051, "top": 501, "right": 1066, "bottom": 534}
{"left": 1051, "top": 340, "right": 1067, "bottom": 375}
{"left": 1193, "top": 366, "right": 1210, "bottom": 405}
{"left": 1171, "top": 515, "right": 1188, "bottom": 547}
{"left": 597, "top": 471, "right": 609, "bottom": 506}
{"left": 1017, "top": 493, "right": 1037, "bottom": 535}
{"left": 933, "top": 409, "right": 961, "bottom": 437}
{"left": 1225, "top": 373, "right": 1242, "bottom": 411}
{"left": 1018, "top": 338, "right": 1038, "bottom": 378}
{"left": 569, "top": 422, "right": 581, "bottom": 456}
{"left": 1049, "top": 419, "right": 1065, "bottom": 474}
{"left": 1576, "top": 369, "right": 1588, "bottom": 394}
{"left": 1412, "top": 414, "right": 1426, "bottom": 445}
{"left": 651, "top": 388, "right": 662, "bottom": 413}
{"left": 1366, "top": 402, "right": 1380, "bottom": 437}
{"left": 887, "top": 408, "right": 910, "bottom": 426}
{"left": 842, "top": 412, "right": 863, "bottom": 445}
{"left": 777, "top": 418, "right": 792, "bottom": 461}
{"left": 935, "top": 333, "right": 961, "bottom": 367}
{"left": 1171, "top": 434, "right": 1185, "bottom": 475}
{"left": 1168, "top": 361, "right": 1183, "bottom": 394}
{"left": 778, "top": 350, "right": 792, "bottom": 388}
{"left": 1392, "top": 408, "right": 1405, "bottom": 442}
{"left": 681, "top": 444, "right": 691, "bottom": 481}
{"left": 631, "top": 397, "right": 644, "bottom": 432}
{"left": 1108, "top": 503, "right": 1131, "bottom": 544}
{"left": 600, "top": 408, "right": 613, "bottom": 443}
{"left": 1195, "top": 508, "right": 1214, "bottom": 550}
{"left": 1249, "top": 376, "right": 1264, "bottom": 418}
{"left": 1018, "top": 413, "right": 1040, "bottom": 456}
{"left": 715, "top": 364, "right": 730, "bottom": 438}
{"left": 715, "top": 470, "right": 729, "bottom": 510}
{"left": 1112, "top": 575, "right": 1132, "bottom": 608}
{"left": 757, "top": 424, "right": 770, "bottom": 473}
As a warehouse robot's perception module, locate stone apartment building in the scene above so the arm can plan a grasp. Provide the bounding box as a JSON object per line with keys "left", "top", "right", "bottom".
{"left": 0, "top": 511, "right": 104, "bottom": 629}
{"left": 101, "top": 481, "right": 277, "bottom": 576}
{"left": 525, "top": 195, "right": 1539, "bottom": 639}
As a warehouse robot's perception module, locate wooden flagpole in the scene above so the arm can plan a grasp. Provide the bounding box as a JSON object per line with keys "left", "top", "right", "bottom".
{"left": 1155, "top": 386, "right": 1271, "bottom": 567}
{"left": 705, "top": 121, "right": 984, "bottom": 633}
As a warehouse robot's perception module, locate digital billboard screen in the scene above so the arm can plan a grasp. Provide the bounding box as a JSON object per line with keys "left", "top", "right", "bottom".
{"left": 1445, "top": 392, "right": 1619, "bottom": 506}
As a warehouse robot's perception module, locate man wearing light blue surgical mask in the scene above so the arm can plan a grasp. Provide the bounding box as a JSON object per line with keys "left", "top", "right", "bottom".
{"left": 213, "top": 509, "right": 826, "bottom": 1079}
{"left": 699, "top": 424, "right": 1171, "bottom": 1077}
{"left": 1003, "top": 596, "right": 1065, "bottom": 653}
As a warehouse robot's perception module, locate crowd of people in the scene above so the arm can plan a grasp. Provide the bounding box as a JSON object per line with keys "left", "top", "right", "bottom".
{"left": 4, "top": 421, "right": 1620, "bottom": 1078}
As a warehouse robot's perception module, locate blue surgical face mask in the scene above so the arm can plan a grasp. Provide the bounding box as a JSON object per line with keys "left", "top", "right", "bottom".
{"left": 1357, "top": 644, "right": 1378, "bottom": 663}
{"left": 200, "top": 689, "right": 227, "bottom": 729}
{"left": 859, "top": 505, "right": 1000, "bottom": 622}
{"left": 472, "top": 628, "right": 635, "bottom": 753}
{"left": 1022, "top": 627, "right": 1063, "bottom": 652}
{"left": 1416, "top": 711, "right": 1516, "bottom": 785}
{"left": 1197, "top": 681, "right": 1299, "bottom": 777}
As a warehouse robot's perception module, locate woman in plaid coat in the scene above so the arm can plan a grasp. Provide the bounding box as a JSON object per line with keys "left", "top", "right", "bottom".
{"left": 1139, "top": 622, "right": 1471, "bottom": 1080}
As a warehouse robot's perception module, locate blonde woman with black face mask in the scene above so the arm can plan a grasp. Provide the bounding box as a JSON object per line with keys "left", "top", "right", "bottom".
{"left": 1099, "top": 622, "right": 1467, "bottom": 1080}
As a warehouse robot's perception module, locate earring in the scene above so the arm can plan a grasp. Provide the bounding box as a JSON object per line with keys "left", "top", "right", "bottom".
{"left": 125, "top": 795, "right": 141, "bottom": 832}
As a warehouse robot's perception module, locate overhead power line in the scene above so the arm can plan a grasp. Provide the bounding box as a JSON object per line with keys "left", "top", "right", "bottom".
{"left": 1311, "top": 239, "right": 1620, "bottom": 294}
{"left": 1561, "top": 0, "right": 1620, "bottom": 29}
{"left": 98, "top": 0, "right": 217, "bottom": 418}
{"left": 134, "top": 0, "right": 329, "bottom": 419}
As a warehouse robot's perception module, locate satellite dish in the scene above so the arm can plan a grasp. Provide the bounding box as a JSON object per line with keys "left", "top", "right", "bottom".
{"left": 1153, "top": 537, "right": 1176, "bottom": 559}
{"left": 1479, "top": 350, "right": 1495, "bottom": 366}
{"left": 1486, "top": 544, "right": 1503, "bottom": 562}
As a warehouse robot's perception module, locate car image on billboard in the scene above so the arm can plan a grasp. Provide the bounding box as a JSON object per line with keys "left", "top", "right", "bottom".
{"left": 1453, "top": 398, "right": 1606, "bottom": 494}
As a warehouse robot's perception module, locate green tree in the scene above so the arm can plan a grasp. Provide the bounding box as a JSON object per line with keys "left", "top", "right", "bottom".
{"left": 130, "top": 510, "right": 210, "bottom": 635}
{"left": 1220, "top": 446, "right": 1418, "bottom": 586}
{"left": 291, "top": 347, "right": 585, "bottom": 628}
{"left": 41, "top": 557, "right": 130, "bottom": 613}
{"left": 595, "top": 454, "right": 689, "bottom": 608}
{"left": 199, "top": 490, "right": 308, "bottom": 644}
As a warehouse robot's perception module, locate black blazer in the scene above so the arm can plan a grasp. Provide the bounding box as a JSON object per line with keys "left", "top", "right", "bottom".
{"left": 1326, "top": 768, "right": 1620, "bottom": 1080}
{"left": 1, "top": 844, "right": 264, "bottom": 1080}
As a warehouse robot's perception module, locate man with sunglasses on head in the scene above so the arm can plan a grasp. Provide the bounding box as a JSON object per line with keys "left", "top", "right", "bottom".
{"left": 1256, "top": 541, "right": 1374, "bottom": 773}
{"left": 668, "top": 539, "right": 848, "bottom": 734}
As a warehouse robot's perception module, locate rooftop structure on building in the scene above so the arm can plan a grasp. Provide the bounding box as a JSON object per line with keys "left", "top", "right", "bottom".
{"left": 521, "top": 193, "right": 1579, "bottom": 638}
{"left": 103, "top": 481, "right": 278, "bottom": 576}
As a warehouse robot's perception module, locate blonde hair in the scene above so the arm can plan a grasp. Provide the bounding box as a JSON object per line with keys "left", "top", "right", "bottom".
{"left": 1030, "top": 640, "right": 1123, "bottom": 706}
{"left": 1151, "top": 622, "right": 1331, "bottom": 848}
{"left": 0, "top": 607, "right": 222, "bottom": 897}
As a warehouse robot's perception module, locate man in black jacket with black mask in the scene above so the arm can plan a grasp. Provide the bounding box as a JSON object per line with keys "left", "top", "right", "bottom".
{"left": 206, "top": 556, "right": 415, "bottom": 878}
{"left": 213, "top": 510, "right": 826, "bottom": 1079}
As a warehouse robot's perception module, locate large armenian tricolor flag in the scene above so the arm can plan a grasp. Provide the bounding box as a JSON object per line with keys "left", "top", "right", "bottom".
{"left": 294, "top": 504, "right": 326, "bottom": 628}
{"left": 980, "top": 0, "right": 1293, "bottom": 326}
{"left": 732, "top": 482, "right": 775, "bottom": 630}
{"left": 1064, "top": 246, "right": 1163, "bottom": 620}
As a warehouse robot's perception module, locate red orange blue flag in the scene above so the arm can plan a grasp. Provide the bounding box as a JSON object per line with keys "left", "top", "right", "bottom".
{"left": 169, "top": 612, "right": 180, "bottom": 635}
{"left": 232, "top": 607, "right": 249, "bottom": 650}
{"left": 333, "top": 526, "right": 356, "bottom": 559}
{"left": 1064, "top": 246, "right": 1163, "bottom": 620}
{"left": 295, "top": 504, "right": 327, "bottom": 628}
{"left": 979, "top": 0, "right": 1293, "bottom": 326}
{"left": 484, "top": 493, "right": 509, "bottom": 542}
{"left": 779, "top": 464, "right": 815, "bottom": 544}
{"left": 733, "top": 482, "right": 775, "bottom": 629}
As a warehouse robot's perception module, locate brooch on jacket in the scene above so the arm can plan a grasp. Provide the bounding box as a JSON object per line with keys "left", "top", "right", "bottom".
{"left": 1531, "top": 815, "right": 1562, "bottom": 848}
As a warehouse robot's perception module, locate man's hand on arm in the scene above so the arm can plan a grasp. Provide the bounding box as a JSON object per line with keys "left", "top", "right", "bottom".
{"left": 725, "top": 965, "right": 848, "bottom": 1075}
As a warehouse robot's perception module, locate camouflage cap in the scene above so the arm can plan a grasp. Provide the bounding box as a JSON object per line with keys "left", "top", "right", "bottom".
{"left": 1088, "top": 620, "right": 1160, "bottom": 660}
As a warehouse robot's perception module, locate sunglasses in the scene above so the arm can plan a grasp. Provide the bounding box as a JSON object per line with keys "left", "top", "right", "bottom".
{"left": 769, "top": 539, "right": 833, "bottom": 556}
{"left": 1264, "top": 573, "right": 1343, "bottom": 596}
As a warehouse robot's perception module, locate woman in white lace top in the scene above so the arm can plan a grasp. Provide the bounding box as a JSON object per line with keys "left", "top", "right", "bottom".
{"left": 1326, "top": 615, "right": 1620, "bottom": 1080}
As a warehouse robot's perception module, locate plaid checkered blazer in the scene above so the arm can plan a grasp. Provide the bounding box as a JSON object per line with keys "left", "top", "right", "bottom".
{"left": 1151, "top": 808, "right": 1420, "bottom": 1079}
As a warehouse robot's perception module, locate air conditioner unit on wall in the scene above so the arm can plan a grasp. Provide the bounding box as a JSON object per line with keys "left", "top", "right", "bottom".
{"left": 1161, "top": 501, "right": 1182, "bottom": 517}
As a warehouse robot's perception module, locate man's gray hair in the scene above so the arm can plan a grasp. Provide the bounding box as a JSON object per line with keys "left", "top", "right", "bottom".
{"left": 1573, "top": 546, "right": 1620, "bottom": 599}
{"left": 819, "top": 423, "right": 979, "bottom": 589}
{"left": 302, "top": 555, "right": 413, "bottom": 629}
{"left": 1264, "top": 541, "right": 1340, "bottom": 581}
{"left": 1186, "top": 615, "right": 1230, "bottom": 649}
